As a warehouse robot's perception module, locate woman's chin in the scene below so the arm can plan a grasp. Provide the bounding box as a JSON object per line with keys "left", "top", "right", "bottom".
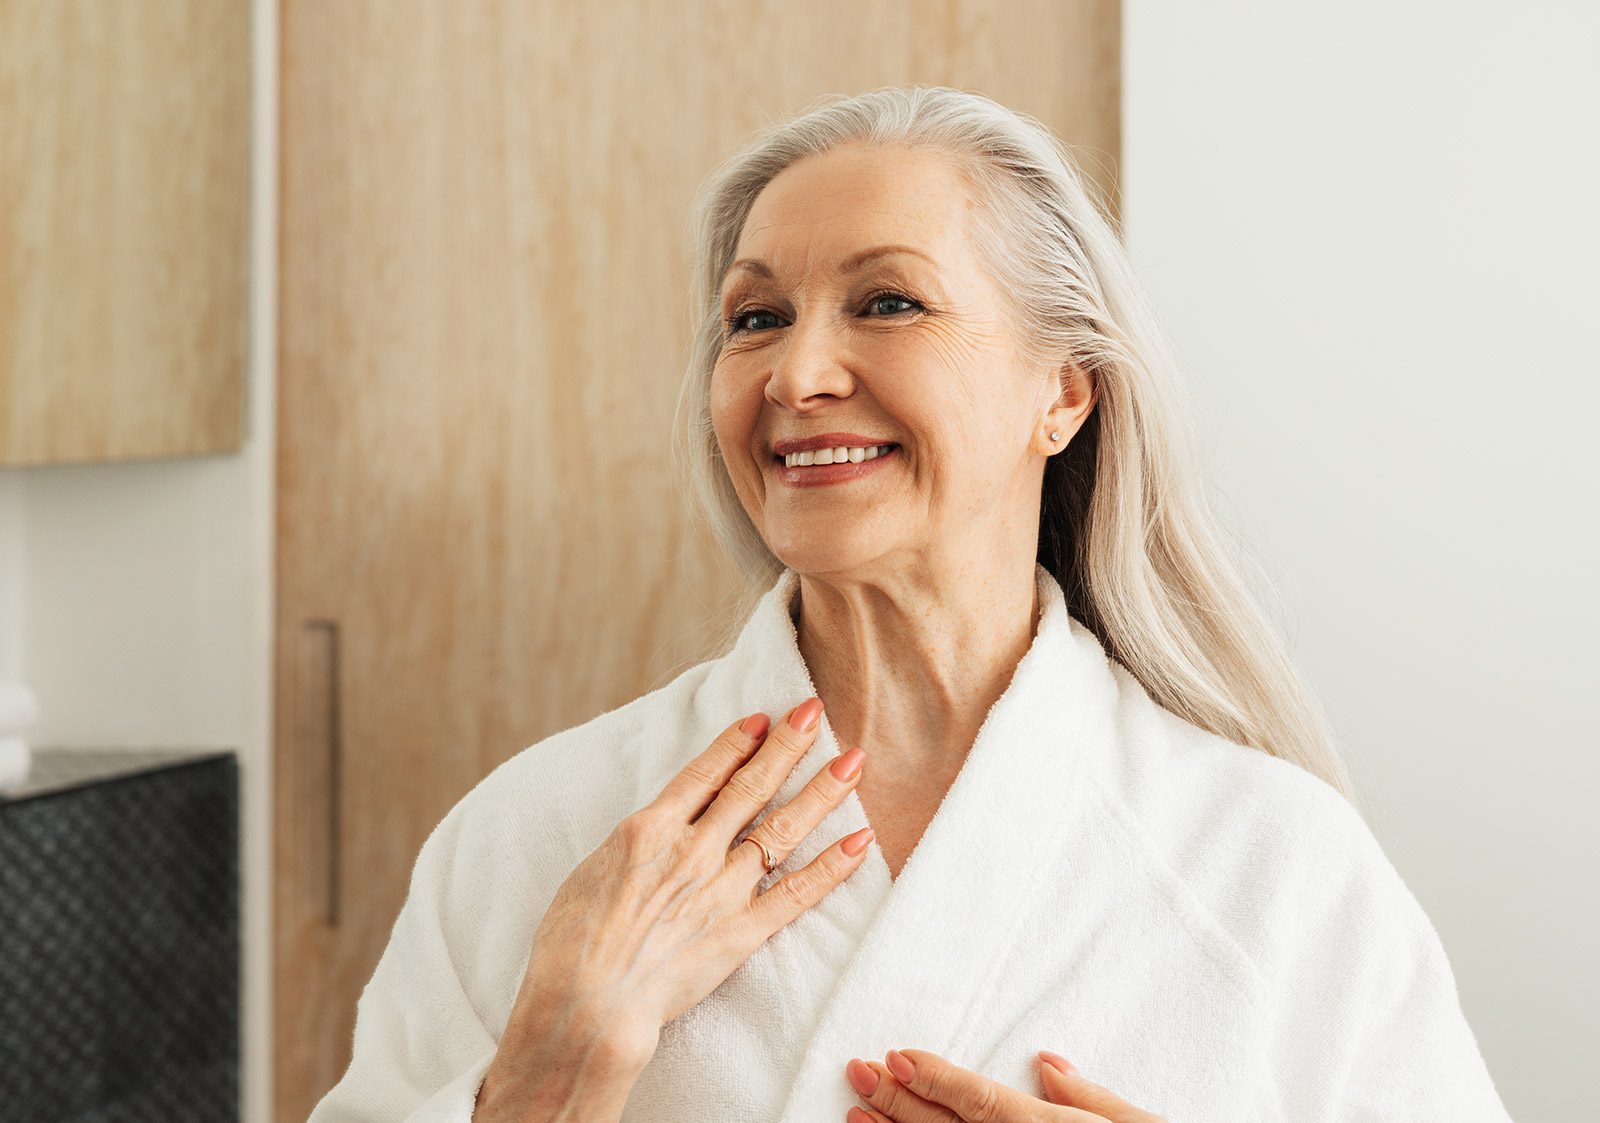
{"left": 768, "top": 536, "right": 894, "bottom": 577}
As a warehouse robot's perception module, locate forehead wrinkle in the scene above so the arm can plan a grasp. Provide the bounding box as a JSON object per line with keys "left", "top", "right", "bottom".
{"left": 726, "top": 242, "right": 940, "bottom": 277}
{"left": 721, "top": 203, "right": 952, "bottom": 292}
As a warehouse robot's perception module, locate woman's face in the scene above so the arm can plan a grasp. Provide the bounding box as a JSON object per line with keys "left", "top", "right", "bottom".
{"left": 711, "top": 141, "right": 1074, "bottom": 578}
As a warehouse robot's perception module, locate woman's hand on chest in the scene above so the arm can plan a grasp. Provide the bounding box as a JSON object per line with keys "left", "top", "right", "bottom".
{"left": 844, "top": 1047, "right": 1169, "bottom": 1123}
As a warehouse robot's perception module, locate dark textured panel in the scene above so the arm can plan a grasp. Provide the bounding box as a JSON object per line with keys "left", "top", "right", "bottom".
{"left": 1, "top": 748, "right": 233, "bottom": 804}
{"left": 0, "top": 755, "right": 239, "bottom": 1122}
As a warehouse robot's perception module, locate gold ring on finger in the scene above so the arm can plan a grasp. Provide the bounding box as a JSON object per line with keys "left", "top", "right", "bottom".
{"left": 739, "top": 834, "right": 779, "bottom": 872}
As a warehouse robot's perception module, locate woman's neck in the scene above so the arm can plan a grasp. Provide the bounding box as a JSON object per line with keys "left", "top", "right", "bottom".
{"left": 792, "top": 560, "right": 1042, "bottom": 772}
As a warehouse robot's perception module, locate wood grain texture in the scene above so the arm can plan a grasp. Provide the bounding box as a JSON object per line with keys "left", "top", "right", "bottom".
{"left": 275, "top": 2, "right": 1120, "bottom": 1116}
{"left": 0, "top": 0, "right": 250, "bottom": 465}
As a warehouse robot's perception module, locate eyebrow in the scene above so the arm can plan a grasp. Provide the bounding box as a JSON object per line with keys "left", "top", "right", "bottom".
{"left": 720, "top": 243, "right": 940, "bottom": 289}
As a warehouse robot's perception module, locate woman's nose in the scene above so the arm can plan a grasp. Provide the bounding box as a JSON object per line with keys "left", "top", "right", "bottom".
{"left": 762, "top": 325, "right": 857, "bottom": 410}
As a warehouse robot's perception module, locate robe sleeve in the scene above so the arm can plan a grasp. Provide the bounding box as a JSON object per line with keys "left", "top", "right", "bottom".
{"left": 1327, "top": 876, "right": 1513, "bottom": 1120}
{"left": 308, "top": 792, "right": 505, "bottom": 1123}
{"left": 1254, "top": 781, "right": 1514, "bottom": 1121}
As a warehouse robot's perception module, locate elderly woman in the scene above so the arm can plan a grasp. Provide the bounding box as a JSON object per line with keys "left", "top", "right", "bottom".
{"left": 311, "top": 87, "right": 1510, "bottom": 1123}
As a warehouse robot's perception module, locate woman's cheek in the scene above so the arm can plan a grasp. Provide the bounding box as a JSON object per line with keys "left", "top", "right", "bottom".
{"left": 709, "top": 364, "right": 758, "bottom": 431}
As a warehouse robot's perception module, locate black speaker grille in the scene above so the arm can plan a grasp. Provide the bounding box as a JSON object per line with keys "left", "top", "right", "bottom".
{"left": 0, "top": 751, "right": 239, "bottom": 1123}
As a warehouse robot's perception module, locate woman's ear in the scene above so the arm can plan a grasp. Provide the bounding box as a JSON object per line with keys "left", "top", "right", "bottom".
{"left": 1059, "top": 359, "right": 1096, "bottom": 412}
{"left": 1038, "top": 360, "right": 1096, "bottom": 454}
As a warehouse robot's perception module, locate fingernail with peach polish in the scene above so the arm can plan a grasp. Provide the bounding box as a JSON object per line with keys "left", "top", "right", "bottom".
{"left": 830, "top": 747, "right": 865, "bottom": 781}
{"left": 841, "top": 827, "right": 875, "bottom": 856}
{"left": 1039, "top": 1050, "right": 1075, "bottom": 1074}
{"left": 791, "top": 696, "right": 823, "bottom": 732}
{"left": 845, "top": 1058, "right": 879, "bottom": 1096}
{"left": 885, "top": 1050, "right": 915, "bottom": 1083}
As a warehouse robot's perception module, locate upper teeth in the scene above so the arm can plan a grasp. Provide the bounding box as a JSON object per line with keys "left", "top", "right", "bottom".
{"left": 783, "top": 444, "right": 894, "bottom": 467}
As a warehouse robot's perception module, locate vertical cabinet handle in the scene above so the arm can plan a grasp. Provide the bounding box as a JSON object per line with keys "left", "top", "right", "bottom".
{"left": 299, "top": 619, "right": 343, "bottom": 927}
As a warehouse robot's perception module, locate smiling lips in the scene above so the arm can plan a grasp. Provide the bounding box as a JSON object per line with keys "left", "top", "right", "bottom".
{"left": 772, "top": 443, "right": 901, "bottom": 488}
{"left": 771, "top": 431, "right": 897, "bottom": 457}
{"left": 777, "top": 443, "right": 895, "bottom": 468}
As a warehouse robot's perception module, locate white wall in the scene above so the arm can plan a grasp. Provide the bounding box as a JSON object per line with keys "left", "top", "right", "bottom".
{"left": 13, "top": 455, "right": 253, "bottom": 747}
{"left": 0, "top": 3, "right": 276, "bottom": 1120}
{"left": 1125, "top": 1, "right": 1598, "bottom": 1115}
{"left": 0, "top": 477, "right": 22, "bottom": 680}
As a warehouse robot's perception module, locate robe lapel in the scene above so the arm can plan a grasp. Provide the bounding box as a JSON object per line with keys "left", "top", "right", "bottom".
{"left": 715, "top": 563, "right": 1122, "bottom": 1121}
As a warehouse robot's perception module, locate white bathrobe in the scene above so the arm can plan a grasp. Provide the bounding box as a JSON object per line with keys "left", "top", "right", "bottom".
{"left": 310, "top": 563, "right": 1513, "bottom": 1122}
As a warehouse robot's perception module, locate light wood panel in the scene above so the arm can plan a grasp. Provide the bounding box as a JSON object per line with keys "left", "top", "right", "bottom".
{"left": 276, "top": 2, "right": 1120, "bottom": 1117}
{"left": 0, "top": 0, "right": 250, "bottom": 465}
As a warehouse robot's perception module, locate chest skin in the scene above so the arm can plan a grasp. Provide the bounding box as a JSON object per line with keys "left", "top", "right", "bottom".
{"left": 851, "top": 751, "right": 966, "bottom": 882}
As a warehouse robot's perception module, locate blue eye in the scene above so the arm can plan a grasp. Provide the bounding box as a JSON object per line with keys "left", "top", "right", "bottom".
{"left": 723, "top": 290, "right": 923, "bottom": 337}
{"left": 724, "top": 308, "right": 780, "bottom": 335}
{"left": 865, "top": 291, "right": 918, "bottom": 317}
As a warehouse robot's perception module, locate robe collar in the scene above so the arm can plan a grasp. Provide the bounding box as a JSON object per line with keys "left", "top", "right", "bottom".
{"left": 702, "top": 561, "right": 1123, "bottom": 1118}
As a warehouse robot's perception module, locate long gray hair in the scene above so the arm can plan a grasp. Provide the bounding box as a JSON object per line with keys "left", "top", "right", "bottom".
{"left": 670, "top": 85, "right": 1357, "bottom": 806}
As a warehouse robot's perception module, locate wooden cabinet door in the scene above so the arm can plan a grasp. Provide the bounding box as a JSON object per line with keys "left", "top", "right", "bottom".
{"left": 0, "top": 0, "right": 248, "bottom": 466}
{"left": 275, "top": 2, "right": 1120, "bottom": 1118}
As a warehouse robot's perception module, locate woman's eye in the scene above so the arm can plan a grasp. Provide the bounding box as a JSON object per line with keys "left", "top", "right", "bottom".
{"left": 725, "top": 308, "right": 779, "bottom": 335}
{"left": 866, "top": 292, "right": 919, "bottom": 317}
{"left": 723, "top": 291, "right": 922, "bottom": 337}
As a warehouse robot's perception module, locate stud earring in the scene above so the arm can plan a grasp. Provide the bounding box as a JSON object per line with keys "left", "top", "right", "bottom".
{"left": 1049, "top": 431, "right": 1061, "bottom": 442}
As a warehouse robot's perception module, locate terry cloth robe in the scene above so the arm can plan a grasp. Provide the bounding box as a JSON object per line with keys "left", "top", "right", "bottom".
{"left": 310, "top": 563, "right": 1514, "bottom": 1123}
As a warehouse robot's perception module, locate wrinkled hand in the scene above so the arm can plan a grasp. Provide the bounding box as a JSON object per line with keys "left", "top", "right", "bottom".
{"left": 844, "top": 1048, "right": 1169, "bottom": 1123}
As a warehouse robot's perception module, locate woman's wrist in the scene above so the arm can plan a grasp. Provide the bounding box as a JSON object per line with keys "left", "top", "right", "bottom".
{"left": 475, "top": 1001, "right": 655, "bottom": 1122}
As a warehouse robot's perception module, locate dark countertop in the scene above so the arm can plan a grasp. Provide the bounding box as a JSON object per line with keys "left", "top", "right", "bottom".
{"left": 0, "top": 747, "right": 234, "bottom": 804}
